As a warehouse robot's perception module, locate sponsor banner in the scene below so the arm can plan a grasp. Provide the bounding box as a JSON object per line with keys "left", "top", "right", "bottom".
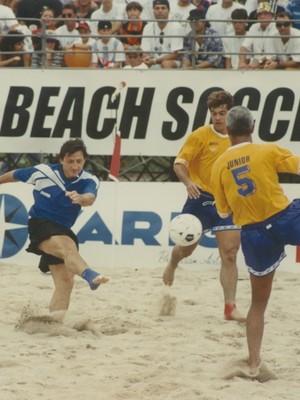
{"left": 0, "top": 69, "right": 300, "bottom": 156}
{"left": 0, "top": 182, "right": 299, "bottom": 272}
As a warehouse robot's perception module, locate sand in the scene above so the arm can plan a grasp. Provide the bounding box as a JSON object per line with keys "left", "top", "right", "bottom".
{"left": 1, "top": 261, "right": 300, "bottom": 400}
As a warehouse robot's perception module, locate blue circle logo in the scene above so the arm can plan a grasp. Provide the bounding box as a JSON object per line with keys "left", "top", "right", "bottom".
{"left": 0, "top": 194, "right": 28, "bottom": 258}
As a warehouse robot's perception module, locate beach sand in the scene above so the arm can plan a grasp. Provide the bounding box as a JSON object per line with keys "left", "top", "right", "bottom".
{"left": 1, "top": 261, "right": 300, "bottom": 400}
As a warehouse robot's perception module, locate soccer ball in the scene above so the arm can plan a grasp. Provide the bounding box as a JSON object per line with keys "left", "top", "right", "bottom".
{"left": 169, "top": 214, "right": 202, "bottom": 247}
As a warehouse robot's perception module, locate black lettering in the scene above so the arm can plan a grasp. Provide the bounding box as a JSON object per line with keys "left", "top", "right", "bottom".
{"left": 31, "top": 87, "right": 60, "bottom": 137}
{"left": 162, "top": 87, "right": 193, "bottom": 140}
{"left": 0, "top": 86, "right": 33, "bottom": 137}
{"left": 259, "top": 88, "right": 294, "bottom": 142}
{"left": 119, "top": 87, "right": 154, "bottom": 139}
{"left": 291, "top": 95, "right": 300, "bottom": 141}
{"left": 234, "top": 87, "right": 261, "bottom": 110}
{"left": 52, "top": 87, "right": 84, "bottom": 138}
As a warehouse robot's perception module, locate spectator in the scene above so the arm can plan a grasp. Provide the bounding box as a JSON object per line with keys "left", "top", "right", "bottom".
{"left": 141, "top": 0, "right": 184, "bottom": 69}
{"left": 17, "top": 0, "right": 62, "bottom": 28}
{"left": 123, "top": 44, "right": 148, "bottom": 68}
{"left": 0, "top": 30, "right": 31, "bottom": 66}
{"left": 206, "top": 0, "right": 246, "bottom": 37}
{"left": 0, "top": 3, "right": 18, "bottom": 35}
{"left": 264, "top": 11, "right": 300, "bottom": 70}
{"left": 91, "top": 20, "right": 125, "bottom": 68}
{"left": 223, "top": 8, "right": 249, "bottom": 69}
{"left": 247, "top": 0, "right": 285, "bottom": 30}
{"left": 76, "top": 0, "right": 99, "bottom": 19}
{"left": 32, "top": 29, "right": 64, "bottom": 67}
{"left": 119, "top": 1, "right": 147, "bottom": 48}
{"left": 182, "top": 9, "right": 224, "bottom": 69}
{"left": 0, "top": 0, "right": 20, "bottom": 15}
{"left": 90, "top": 0, "right": 125, "bottom": 35}
{"left": 55, "top": 3, "right": 79, "bottom": 49}
{"left": 72, "top": 20, "right": 95, "bottom": 50}
{"left": 39, "top": 6, "right": 57, "bottom": 31}
{"left": 169, "top": 0, "right": 196, "bottom": 36}
{"left": 64, "top": 20, "right": 95, "bottom": 67}
{"left": 239, "top": 2, "right": 276, "bottom": 69}
{"left": 287, "top": 0, "right": 300, "bottom": 30}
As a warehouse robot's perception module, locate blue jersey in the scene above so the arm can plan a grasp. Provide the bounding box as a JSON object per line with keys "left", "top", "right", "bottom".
{"left": 13, "top": 163, "right": 99, "bottom": 228}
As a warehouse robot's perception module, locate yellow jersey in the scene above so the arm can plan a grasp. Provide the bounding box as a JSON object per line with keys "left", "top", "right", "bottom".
{"left": 175, "top": 124, "right": 230, "bottom": 194}
{"left": 211, "top": 142, "right": 300, "bottom": 226}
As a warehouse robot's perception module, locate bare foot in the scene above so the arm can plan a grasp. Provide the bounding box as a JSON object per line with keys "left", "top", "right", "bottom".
{"left": 224, "top": 304, "right": 246, "bottom": 322}
{"left": 162, "top": 264, "right": 177, "bottom": 286}
{"left": 93, "top": 275, "right": 109, "bottom": 285}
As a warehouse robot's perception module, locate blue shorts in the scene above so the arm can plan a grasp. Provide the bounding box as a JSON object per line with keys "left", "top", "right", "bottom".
{"left": 182, "top": 191, "right": 239, "bottom": 233}
{"left": 241, "top": 199, "right": 300, "bottom": 276}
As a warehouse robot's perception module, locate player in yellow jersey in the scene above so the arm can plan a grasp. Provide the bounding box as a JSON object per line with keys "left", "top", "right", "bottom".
{"left": 211, "top": 105, "right": 300, "bottom": 378}
{"left": 163, "top": 90, "right": 245, "bottom": 322}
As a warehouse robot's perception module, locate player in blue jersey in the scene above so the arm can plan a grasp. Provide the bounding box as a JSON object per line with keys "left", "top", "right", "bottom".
{"left": 0, "top": 139, "right": 108, "bottom": 312}
{"left": 211, "top": 106, "right": 300, "bottom": 378}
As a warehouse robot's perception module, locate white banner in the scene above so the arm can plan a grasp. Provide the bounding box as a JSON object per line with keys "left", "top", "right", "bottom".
{"left": 0, "top": 69, "right": 299, "bottom": 155}
{"left": 0, "top": 182, "right": 299, "bottom": 272}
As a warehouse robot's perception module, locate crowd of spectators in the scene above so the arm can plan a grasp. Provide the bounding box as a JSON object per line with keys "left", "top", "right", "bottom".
{"left": 0, "top": 0, "right": 299, "bottom": 69}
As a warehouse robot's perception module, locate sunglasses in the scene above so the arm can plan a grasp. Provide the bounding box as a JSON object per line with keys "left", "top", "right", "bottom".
{"left": 62, "top": 13, "right": 73, "bottom": 17}
{"left": 276, "top": 21, "right": 290, "bottom": 28}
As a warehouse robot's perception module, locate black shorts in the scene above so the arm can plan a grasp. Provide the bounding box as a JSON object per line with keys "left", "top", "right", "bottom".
{"left": 26, "top": 218, "right": 78, "bottom": 273}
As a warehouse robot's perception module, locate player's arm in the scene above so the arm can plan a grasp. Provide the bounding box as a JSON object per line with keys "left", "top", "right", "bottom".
{"left": 174, "top": 161, "right": 202, "bottom": 199}
{"left": 65, "top": 191, "right": 96, "bottom": 206}
{"left": 0, "top": 170, "right": 19, "bottom": 184}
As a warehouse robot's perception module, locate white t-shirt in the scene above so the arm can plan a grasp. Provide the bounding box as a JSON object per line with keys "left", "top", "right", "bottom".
{"left": 206, "top": 2, "right": 246, "bottom": 36}
{"left": 123, "top": 62, "right": 148, "bottom": 69}
{"left": 55, "top": 25, "right": 79, "bottom": 48}
{"left": 90, "top": 5, "right": 126, "bottom": 35}
{"left": 169, "top": 3, "right": 197, "bottom": 36}
{"left": 264, "top": 27, "right": 300, "bottom": 62}
{"left": 91, "top": 37, "right": 125, "bottom": 65}
{"left": 0, "top": 5, "right": 18, "bottom": 35}
{"left": 241, "top": 22, "right": 277, "bottom": 63}
{"left": 142, "top": 22, "right": 184, "bottom": 58}
{"left": 223, "top": 32, "right": 249, "bottom": 69}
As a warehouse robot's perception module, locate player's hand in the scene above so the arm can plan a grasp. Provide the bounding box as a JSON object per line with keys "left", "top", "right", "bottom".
{"left": 65, "top": 190, "right": 81, "bottom": 204}
{"left": 186, "top": 181, "right": 202, "bottom": 199}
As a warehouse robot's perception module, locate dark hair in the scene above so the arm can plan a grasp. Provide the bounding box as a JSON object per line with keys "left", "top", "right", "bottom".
{"left": 59, "top": 139, "right": 89, "bottom": 159}
{"left": 126, "top": 1, "right": 143, "bottom": 11}
{"left": 207, "top": 91, "right": 234, "bottom": 111}
{"left": 0, "top": 31, "right": 24, "bottom": 52}
{"left": 62, "top": 2, "right": 77, "bottom": 14}
{"left": 275, "top": 11, "right": 292, "bottom": 20}
{"left": 231, "top": 8, "right": 248, "bottom": 20}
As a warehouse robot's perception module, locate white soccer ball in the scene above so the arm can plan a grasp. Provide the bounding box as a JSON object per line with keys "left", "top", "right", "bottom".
{"left": 169, "top": 214, "right": 202, "bottom": 247}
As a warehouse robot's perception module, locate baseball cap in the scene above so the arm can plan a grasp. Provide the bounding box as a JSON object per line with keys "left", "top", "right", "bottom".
{"left": 76, "top": 21, "right": 91, "bottom": 31}
{"left": 126, "top": 45, "right": 143, "bottom": 54}
{"left": 153, "top": 0, "right": 170, "bottom": 9}
{"left": 256, "top": 2, "right": 273, "bottom": 14}
{"left": 97, "top": 20, "right": 112, "bottom": 30}
{"left": 187, "top": 9, "right": 206, "bottom": 21}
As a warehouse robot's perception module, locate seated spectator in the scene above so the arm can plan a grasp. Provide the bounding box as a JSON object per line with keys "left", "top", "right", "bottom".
{"left": 31, "top": 30, "right": 64, "bottom": 67}
{"left": 17, "top": 0, "right": 62, "bottom": 28}
{"left": 287, "top": 0, "right": 300, "bottom": 30}
{"left": 0, "top": 3, "right": 18, "bottom": 35}
{"left": 55, "top": 3, "right": 79, "bottom": 49}
{"left": 39, "top": 6, "right": 58, "bottom": 31}
{"left": 123, "top": 44, "right": 148, "bottom": 68}
{"left": 223, "top": 8, "right": 249, "bottom": 69}
{"left": 141, "top": 0, "right": 184, "bottom": 69}
{"left": 264, "top": 11, "right": 300, "bottom": 69}
{"left": 206, "top": 0, "right": 246, "bottom": 37}
{"left": 182, "top": 9, "right": 224, "bottom": 69}
{"left": 247, "top": 0, "right": 286, "bottom": 30}
{"left": 90, "top": 0, "right": 126, "bottom": 35}
{"left": 76, "top": 0, "right": 99, "bottom": 19}
{"left": 169, "top": 0, "right": 196, "bottom": 36}
{"left": 239, "top": 2, "right": 276, "bottom": 69}
{"left": 91, "top": 20, "right": 125, "bottom": 68}
{"left": 0, "top": 30, "right": 31, "bottom": 66}
{"left": 72, "top": 21, "right": 95, "bottom": 50}
{"left": 119, "top": 2, "right": 147, "bottom": 48}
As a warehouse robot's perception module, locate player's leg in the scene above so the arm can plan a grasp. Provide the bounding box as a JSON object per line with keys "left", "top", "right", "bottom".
{"left": 163, "top": 241, "right": 199, "bottom": 286}
{"left": 215, "top": 229, "right": 245, "bottom": 322}
{"left": 49, "top": 263, "right": 74, "bottom": 312}
{"left": 247, "top": 271, "right": 275, "bottom": 375}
